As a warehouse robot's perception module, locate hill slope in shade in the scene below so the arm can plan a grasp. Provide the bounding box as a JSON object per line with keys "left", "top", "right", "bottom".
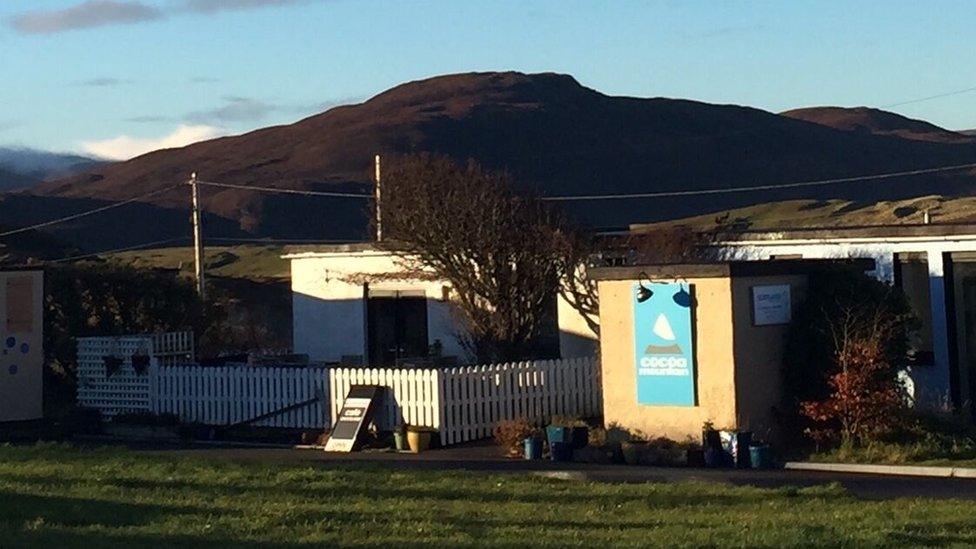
{"left": 31, "top": 72, "right": 976, "bottom": 244}
{"left": 781, "top": 107, "right": 975, "bottom": 144}
{"left": 0, "top": 166, "right": 37, "bottom": 191}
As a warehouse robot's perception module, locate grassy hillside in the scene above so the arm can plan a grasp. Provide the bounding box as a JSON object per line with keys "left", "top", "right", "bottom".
{"left": 634, "top": 194, "right": 976, "bottom": 232}
{"left": 102, "top": 245, "right": 294, "bottom": 281}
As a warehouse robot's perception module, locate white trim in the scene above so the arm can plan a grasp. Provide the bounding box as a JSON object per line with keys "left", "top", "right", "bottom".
{"left": 718, "top": 233, "right": 976, "bottom": 247}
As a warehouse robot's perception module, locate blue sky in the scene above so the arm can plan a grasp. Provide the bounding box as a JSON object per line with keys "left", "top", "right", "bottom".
{"left": 2, "top": 0, "right": 975, "bottom": 159}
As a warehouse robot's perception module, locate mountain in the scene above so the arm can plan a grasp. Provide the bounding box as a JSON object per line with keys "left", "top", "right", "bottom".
{"left": 781, "top": 107, "right": 975, "bottom": 144}
{"left": 0, "top": 166, "right": 37, "bottom": 190}
{"left": 28, "top": 72, "right": 976, "bottom": 247}
{"left": 0, "top": 147, "right": 104, "bottom": 190}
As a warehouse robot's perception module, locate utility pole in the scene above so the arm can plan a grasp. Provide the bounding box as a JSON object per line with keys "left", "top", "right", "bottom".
{"left": 190, "top": 172, "right": 206, "bottom": 300}
{"left": 374, "top": 154, "right": 382, "bottom": 242}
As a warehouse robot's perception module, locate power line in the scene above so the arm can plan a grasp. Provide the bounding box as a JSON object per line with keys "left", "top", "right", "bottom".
{"left": 539, "top": 162, "right": 976, "bottom": 201}
{"left": 46, "top": 236, "right": 189, "bottom": 264}
{"left": 192, "top": 179, "right": 373, "bottom": 198}
{"left": 194, "top": 162, "right": 976, "bottom": 203}
{"left": 205, "top": 237, "right": 364, "bottom": 244}
{"left": 0, "top": 184, "right": 182, "bottom": 238}
{"left": 881, "top": 86, "right": 976, "bottom": 109}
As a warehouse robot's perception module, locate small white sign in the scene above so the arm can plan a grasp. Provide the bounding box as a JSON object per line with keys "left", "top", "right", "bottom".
{"left": 752, "top": 284, "right": 791, "bottom": 326}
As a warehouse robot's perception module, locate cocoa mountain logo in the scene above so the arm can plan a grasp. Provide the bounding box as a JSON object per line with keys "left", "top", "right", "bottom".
{"left": 633, "top": 282, "right": 696, "bottom": 406}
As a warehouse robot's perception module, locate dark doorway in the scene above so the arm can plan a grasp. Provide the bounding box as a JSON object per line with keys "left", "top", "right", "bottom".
{"left": 366, "top": 290, "right": 429, "bottom": 366}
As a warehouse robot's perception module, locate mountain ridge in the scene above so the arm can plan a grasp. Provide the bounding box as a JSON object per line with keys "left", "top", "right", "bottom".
{"left": 24, "top": 71, "right": 976, "bottom": 247}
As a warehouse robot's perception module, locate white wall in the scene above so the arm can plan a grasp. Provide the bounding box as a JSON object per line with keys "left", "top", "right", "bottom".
{"left": 289, "top": 250, "right": 467, "bottom": 363}
{"left": 557, "top": 293, "right": 599, "bottom": 358}
{"left": 289, "top": 249, "right": 601, "bottom": 363}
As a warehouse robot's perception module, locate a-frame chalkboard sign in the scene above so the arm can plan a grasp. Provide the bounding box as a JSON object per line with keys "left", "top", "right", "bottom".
{"left": 324, "top": 385, "right": 381, "bottom": 452}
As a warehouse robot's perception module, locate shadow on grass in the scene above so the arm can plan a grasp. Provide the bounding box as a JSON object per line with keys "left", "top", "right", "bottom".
{"left": 0, "top": 490, "right": 306, "bottom": 548}
{"left": 0, "top": 468, "right": 832, "bottom": 512}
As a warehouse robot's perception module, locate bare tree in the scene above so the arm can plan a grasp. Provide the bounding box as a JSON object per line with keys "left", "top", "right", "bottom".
{"left": 379, "top": 154, "right": 571, "bottom": 362}
{"left": 552, "top": 230, "right": 600, "bottom": 336}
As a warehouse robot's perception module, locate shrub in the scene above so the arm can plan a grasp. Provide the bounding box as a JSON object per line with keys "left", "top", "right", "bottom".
{"left": 549, "top": 415, "right": 587, "bottom": 427}
{"left": 785, "top": 270, "right": 918, "bottom": 446}
{"left": 492, "top": 419, "right": 537, "bottom": 457}
{"left": 801, "top": 337, "right": 904, "bottom": 444}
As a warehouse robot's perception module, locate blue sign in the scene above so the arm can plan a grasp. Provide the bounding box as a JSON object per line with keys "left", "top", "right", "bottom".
{"left": 633, "top": 282, "right": 696, "bottom": 406}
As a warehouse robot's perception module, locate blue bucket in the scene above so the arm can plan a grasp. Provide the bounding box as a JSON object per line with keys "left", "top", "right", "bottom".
{"left": 524, "top": 437, "right": 542, "bottom": 460}
{"left": 546, "top": 426, "right": 571, "bottom": 445}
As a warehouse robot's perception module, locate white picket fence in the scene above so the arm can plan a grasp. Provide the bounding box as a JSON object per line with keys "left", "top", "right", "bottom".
{"left": 152, "top": 364, "right": 329, "bottom": 428}
{"left": 78, "top": 334, "right": 601, "bottom": 444}
{"left": 329, "top": 357, "right": 601, "bottom": 445}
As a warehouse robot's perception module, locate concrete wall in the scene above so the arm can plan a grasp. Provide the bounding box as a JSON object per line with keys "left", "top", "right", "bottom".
{"left": 730, "top": 274, "right": 807, "bottom": 440}
{"left": 290, "top": 251, "right": 467, "bottom": 363}
{"left": 0, "top": 271, "right": 43, "bottom": 422}
{"left": 598, "top": 277, "right": 738, "bottom": 441}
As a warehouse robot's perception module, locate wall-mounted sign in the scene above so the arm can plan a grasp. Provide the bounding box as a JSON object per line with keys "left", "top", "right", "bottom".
{"left": 633, "top": 282, "right": 696, "bottom": 406}
{"left": 751, "top": 284, "right": 791, "bottom": 326}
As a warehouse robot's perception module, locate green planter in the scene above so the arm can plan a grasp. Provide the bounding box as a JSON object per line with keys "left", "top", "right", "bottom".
{"left": 393, "top": 429, "right": 407, "bottom": 451}
{"left": 749, "top": 444, "right": 773, "bottom": 469}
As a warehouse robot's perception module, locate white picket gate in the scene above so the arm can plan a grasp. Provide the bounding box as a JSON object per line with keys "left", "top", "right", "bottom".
{"left": 152, "top": 364, "right": 329, "bottom": 428}
{"left": 329, "top": 357, "right": 601, "bottom": 445}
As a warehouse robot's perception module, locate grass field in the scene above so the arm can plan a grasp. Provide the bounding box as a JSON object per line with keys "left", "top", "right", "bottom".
{"left": 2, "top": 445, "right": 976, "bottom": 548}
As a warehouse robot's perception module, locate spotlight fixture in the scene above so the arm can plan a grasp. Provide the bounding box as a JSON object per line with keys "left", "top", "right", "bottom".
{"left": 672, "top": 284, "right": 692, "bottom": 307}
{"left": 636, "top": 271, "right": 654, "bottom": 303}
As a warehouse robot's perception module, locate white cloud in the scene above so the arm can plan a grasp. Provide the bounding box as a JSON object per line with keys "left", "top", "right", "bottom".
{"left": 8, "top": 0, "right": 312, "bottom": 35}
{"left": 181, "top": 0, "right": 308, "bottom": 13}
{"left": 80, "top": 124, "right": 224, "bottom": 160}
{"left": 9, "top": 1, "right": 163, "bottom": 35}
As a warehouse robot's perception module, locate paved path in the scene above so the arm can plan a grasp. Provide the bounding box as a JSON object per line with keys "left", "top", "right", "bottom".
{"left": 116, "top": 440, "right": 976, "bottom": 501}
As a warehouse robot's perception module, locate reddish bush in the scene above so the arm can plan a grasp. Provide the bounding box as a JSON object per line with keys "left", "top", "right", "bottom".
{"left": 801, "top": 310, "right": 907, "bottom": 444}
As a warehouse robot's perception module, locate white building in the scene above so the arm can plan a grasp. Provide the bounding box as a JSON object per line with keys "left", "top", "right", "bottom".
{"left": 286, "top": 245, "right": 598, "bottom": 365}
{"left": 709, "top": 224, "right": 976, "bottom": 411}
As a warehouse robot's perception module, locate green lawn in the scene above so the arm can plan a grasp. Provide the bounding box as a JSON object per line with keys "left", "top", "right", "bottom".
{"left": 2, "top": 445, "right": 976, "bottom": 548}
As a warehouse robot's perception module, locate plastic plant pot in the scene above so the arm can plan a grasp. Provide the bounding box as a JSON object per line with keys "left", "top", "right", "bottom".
{"left": 523, "top": 437, "right": 542, "bottom": 460}
{"left": 546, "top": 425, "right": 571, "bottom": 445}
{"left": 749, "top": 444, "right": 773, "bottom": 469}
{"left": 704, "top": 447, "right": 728, "bottom": 468}
{"left": 720, "top": 430, "right": 753, "bottom": 468}
{"left": 407, "top": 428, "right": 432, "bottom": 453}
{"left": 570, "top": 426, "right": 589, "bottom": 450}
{"left": 393, "top": 429, "right": 407, "bottom": 452}
{"left": 549, "top": 441, "right": 572, "bottom": 462}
